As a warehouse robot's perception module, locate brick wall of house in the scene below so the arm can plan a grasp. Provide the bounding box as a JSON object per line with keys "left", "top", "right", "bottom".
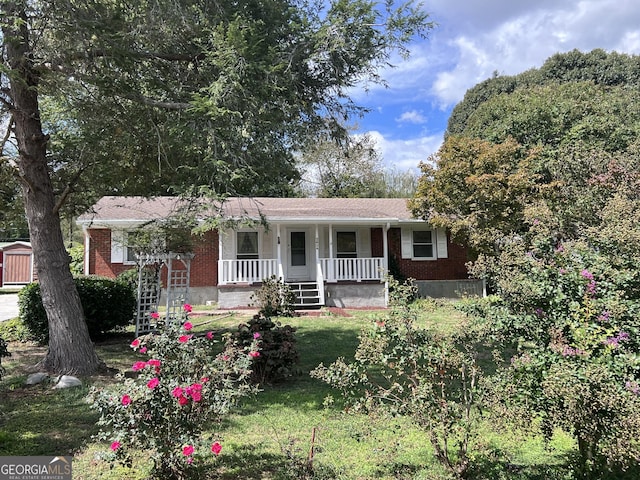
{"left": 87, "top": 228, "right": 219, "bottom": 287}
{"left": 387, "top": 228, "right": 469, "bottom": 281}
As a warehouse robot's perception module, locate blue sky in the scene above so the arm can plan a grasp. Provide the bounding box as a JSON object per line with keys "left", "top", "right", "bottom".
{"left": 353, "top": 0, "right": 640, "bottom": 172}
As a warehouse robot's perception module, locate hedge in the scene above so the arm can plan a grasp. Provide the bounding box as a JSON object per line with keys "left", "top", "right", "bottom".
{"left": 18, "top": 276, "right": 136, "bottom": 344}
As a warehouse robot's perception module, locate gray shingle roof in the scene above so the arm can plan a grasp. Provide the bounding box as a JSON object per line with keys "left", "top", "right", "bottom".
{"left": 77, "top": 196, "right": 419, "bottom": 225}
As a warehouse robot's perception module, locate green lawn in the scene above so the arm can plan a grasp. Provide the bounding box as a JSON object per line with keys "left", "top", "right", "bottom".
{"left": 0, "top": 303, "right": 578, "bottom": 479}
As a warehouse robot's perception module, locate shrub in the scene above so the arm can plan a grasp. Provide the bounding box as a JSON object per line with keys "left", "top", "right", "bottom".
{"left": 235, "top": 313, "right": 299, "bottom": 384}
{"left": 250, "top": 275, "right": 297, "bottom": 318}
{"left": 0, "top": 317, "right": 31, "bottom": 343}
{"left": 312, "top": 277, "right": 485, "bottom": 479}
{"left": 471, "top": 239, "right": 640, "bottom": 478}
{"left": 89, "top": 306, "right": 259, "bottom": 480}
{"left": 19, "top": 276, "right": 136, "bottom": 344}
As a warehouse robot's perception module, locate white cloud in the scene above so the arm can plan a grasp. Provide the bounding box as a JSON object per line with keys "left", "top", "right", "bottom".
{"left": 367, "top": 130, "right": 443, "bottom": 172}
{"left": 396, "top": 110, "right": 427, "bottom": 124}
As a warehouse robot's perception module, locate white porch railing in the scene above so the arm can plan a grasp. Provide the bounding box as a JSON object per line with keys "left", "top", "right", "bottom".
{"left": 320, "top": 257, "right": 385, "bottom": 282}
{"left": 219, "top": 257, "right": 385, "bottom": 284}
{"left": 218, "top": 259, "right": 278, "bottom": 284}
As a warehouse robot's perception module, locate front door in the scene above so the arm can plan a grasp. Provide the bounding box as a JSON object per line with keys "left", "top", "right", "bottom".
{"left": 287, "top": 230, "right": 310, "bottom": 281}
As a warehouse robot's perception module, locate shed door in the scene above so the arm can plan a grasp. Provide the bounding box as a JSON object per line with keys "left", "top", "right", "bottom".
{"left": 3, "top": 253, "right": 32, "bottom": 284}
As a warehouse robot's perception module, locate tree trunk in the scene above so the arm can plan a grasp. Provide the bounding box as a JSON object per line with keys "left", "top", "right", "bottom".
{"left": 3, "top": 1, "right": 104, "bottom": 375}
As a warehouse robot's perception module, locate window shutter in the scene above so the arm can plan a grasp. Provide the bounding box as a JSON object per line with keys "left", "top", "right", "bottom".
{"left": 436, "top": 229, "right": 448, "bottom": 259}
{"left": 111, "top": 230, "right": 125, "bottom": 263}
{"left": 401, "top": 228, "right": 412, "bottom": 259}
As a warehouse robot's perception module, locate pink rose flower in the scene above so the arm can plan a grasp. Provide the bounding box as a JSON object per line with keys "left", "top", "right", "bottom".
{"left": 182, "top": 445, "right": 194, "bottom": 456}
{"left": 183, "top": 321, "right": 193, "bottom": 331}
{"left": 121, "top": 394, "right": 131, "bottom": 406}
{"left": 171, "top": 386, "right": 184, "bottom": 398}
{"left": 178, "top": 395, "right": 189, "bottom": 406}
{"left": 183, "top": 304, "right": 193, "bottom": 313}
{"left": 206, "top": 331, "right": 214, "bottom": 340}
{"left": 150, "top": 311, "right": 160, "bottom": 319}
{"left": 132, "top": 361, "right": 147, "bottom": 371}
{"left": 139, "top": 346, "right": 147, "bottom": 354}
{"left": 249, "top": 351, "right": 260, "bottom": 358}
{"left": 130, "top": 338, "right": 140, "bottom": 349}
{"left": 147, "top": 377, "right": 159, "bottom": 389}
{"left": 110, "top": 441, "right": 121, "bottom": 451}
{"left": 211, "top": 442, "right": 222, "bottom": 455}
{"left": 179, "top": 335, "right": 192, "bottom": 343}
{"left": 253, "top": 332, "right": 261, "bottom": 339}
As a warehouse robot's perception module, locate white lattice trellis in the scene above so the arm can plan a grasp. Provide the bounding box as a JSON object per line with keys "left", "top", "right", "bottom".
{"left": 134, "top": 252, "right": 194, "bottom": 336}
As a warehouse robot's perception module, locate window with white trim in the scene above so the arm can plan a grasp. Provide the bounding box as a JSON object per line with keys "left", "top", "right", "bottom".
{"left": 412, "top": 230, "right": 434, "bottom": 258}
{"left": 237, "top": 231, "right": 259, "bottom": 259}
{"left": 336, "top": 231, "right": 357, "bottom": 258}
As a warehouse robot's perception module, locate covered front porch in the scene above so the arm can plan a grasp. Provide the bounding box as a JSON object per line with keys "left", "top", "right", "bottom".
{"left": 217, "top": 223, "right": 390, "bottom": 307}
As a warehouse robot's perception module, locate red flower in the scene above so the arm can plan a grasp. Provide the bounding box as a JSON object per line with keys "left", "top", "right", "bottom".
{"left": 183, "top": 303, "right": 193, "bottom": 313}
{"left": 183, "top": 321, "right": 193, "bottom": 331}
{"left": 182, "top": 445, "right": 194, "bottom": 456}
{"left": 249, "top": 351, "right": 260, "bottom": 358}
{"left": 110, "top": 441, "right": 121, "bottom": 451}
{"left": 171, "top": 386, "right": 184, "bottom": 398}
{"left": 211, "top": 442, "right": 222, "bottom": 455}
{"left": 132, "top": 361, "right": 147, "bottom": 372}
{"left": 150, "top": 312, "right": 160, "bottom": 319}
{"left": 147, "top": 377, "right": 159, "bottom": 389}
{"left": 206, "top": 331, "right": 214, "bottom": 340}
{"left": 130, "top": 338, "right": 140, "bottom": 349}
{"left": 121, "top": 394, "right": 131, "bottom": 406}
{"left": 178, "top": 395, "right": 189, "bottom": 406}
{"left": 179, "top": 335, "right": 192, "bottom": 343}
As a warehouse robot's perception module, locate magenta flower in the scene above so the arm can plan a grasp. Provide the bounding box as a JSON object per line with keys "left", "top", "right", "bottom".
{"left": 139, "top": 346, "right": 147, "bottom": 354}
{"left": 110, "top": 441, "right": 121, "bottom": 451}
{"left": 253, "top": 332, "right": 261, "bottom": 339}
{"left": 178, "top": 395, "right": 189, "bottom": 406}
{"left": 147, "top": 377, "right": 160, "bottom": 389}
{"left": 182, "top": 445, "right": 194, "bottom": 456}
{"left": 211, "top": 442, "right": 222, "bottom": 455}
{"left": 132, "top": 361, "right": 147, "bottom": 372}
{"left": 581, "top": 269, "right": 594, "bottom": 280}
{"left": 206, "top": 331, "right": 214, "bottom": 340}
{"left": 179, "top": 335, "right": 191, "bottom": 343}
{"left": 183, "top": 304, "right": 193, "bottom": 313}
{"left": 171, "top": 386, "right": 184, "bottom": 398}
{"left": 130, "top": 338, "right": 140, "bottom": 349}
{"left": 183, "top": 321, "right": 193, "bottom": 331}
{"left": 121, "top": 394, "right": 131, "bottom": 406}
{"left": 249, "top": 351, "right": 260, "bottom": 358}
{"left": 150, "top": 311, "right": 160, "bottom": 319}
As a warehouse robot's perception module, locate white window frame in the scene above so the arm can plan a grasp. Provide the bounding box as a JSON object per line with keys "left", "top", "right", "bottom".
{"left": 336, "top": 230, "right": 358, "bottom": 258}
{"left": 236, "top": 230, "right": 260, "bottom": 260}
{"left": 411, "top": 229, "right": 435, "bottom": 260}
{"left": 401, "top": 227, "right": 448, "bottom": 260}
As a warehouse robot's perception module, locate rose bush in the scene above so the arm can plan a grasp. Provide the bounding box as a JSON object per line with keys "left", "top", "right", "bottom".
{"left": 89, "top": 304, "right": 260, "bottom": 479}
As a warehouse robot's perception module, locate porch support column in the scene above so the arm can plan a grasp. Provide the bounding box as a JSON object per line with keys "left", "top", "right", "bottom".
{"left": 276, "top": 224, "right": 284, "bottom": 281}
{"left": 83, "top": 228, "right": 90, "bottom": 275}
{"left": 315, "top": 224, "right": 325, "bottom": 303}
{"left": 383, "top": 222, "right": 390, "bottom": 307}
{"left": 328, "top": 224, "right": 334, "bottom": 282}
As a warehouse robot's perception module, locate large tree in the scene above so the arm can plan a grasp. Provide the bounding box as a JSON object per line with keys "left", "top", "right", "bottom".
{"left": 1, "top": 0, "right": 433, "bottom": 373}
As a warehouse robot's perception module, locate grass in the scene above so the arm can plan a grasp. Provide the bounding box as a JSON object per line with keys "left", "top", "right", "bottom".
{"left": 0, "top": 302, "right": 581, "bottom": 479}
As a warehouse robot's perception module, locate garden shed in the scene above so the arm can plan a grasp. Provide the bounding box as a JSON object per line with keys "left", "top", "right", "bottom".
{"left": 0, "top": 241, "right": 34, "bottom": 287}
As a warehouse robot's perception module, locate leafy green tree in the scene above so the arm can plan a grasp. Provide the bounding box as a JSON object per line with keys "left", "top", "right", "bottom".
{"left": 1, "top": 0, "right": 432, "bottom": 374}
{"left": 409, "top": 136, "right": 544, "bottom": 255}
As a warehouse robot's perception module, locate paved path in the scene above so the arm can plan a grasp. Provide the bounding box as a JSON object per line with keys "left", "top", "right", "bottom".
{"left": 0, "top": 294, "right": 19, "bottom": 321}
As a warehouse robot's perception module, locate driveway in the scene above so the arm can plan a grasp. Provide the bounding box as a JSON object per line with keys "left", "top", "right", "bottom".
{"left": 0, "top": 294, "right": 19, "bottom": 321}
